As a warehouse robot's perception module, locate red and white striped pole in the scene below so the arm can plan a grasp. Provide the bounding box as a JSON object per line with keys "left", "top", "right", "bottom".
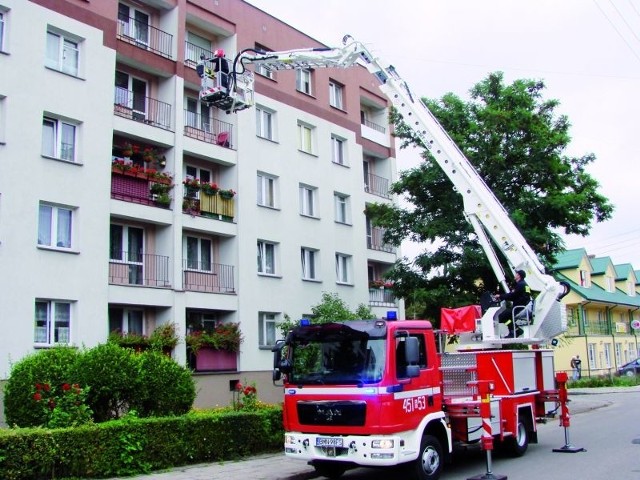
{"left": 552, "top": 371, "right": 586, "bottom": 453}
{"left": 467, "top": 380, "right": 507, "bottom": 480}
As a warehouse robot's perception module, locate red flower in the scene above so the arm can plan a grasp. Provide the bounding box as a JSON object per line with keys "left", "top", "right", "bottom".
{"left": 235, "top": 382, "right": 243, "bottom": 391}
{"left": 48, "top": 399, "right": 56, "bottom": 410}
{"left": 43, "top": 384, "right": 51, "bottom": 392}
{"left": 33, "top": 392, "right": 42, "bottom": 401}
{"left": 35, "top": 383, "right": 42, "bottom": 391}
{"left": 62, "top": 383, "right": 71, "bottom": 391}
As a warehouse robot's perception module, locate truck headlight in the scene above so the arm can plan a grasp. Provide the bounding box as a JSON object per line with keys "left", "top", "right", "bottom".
{"left": 371, "top": 439, "right": 394, "bottom": 449}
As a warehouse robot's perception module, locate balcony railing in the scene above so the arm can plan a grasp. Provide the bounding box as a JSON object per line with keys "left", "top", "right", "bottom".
{"left": 184, "top": 111, "right": 234, "bottom": 149}
{"left": 367, "top": 226, "right": 395, "bottom": 253}
{"left": 109, "top": 251, "right": 171, "bottom": 287}
{"left": 369, "top": 288, "right": 396, "bottom": 306}
{"left": 184, "top": 41, "right": 214, "bottom": 68}
{"left": 114, "top": 88, "right": 172, "bottom": 130}
{"left": 362, "top": 118, "right": 386, "bottom": 133}
{"left": 117, "top": 17, "right": 173, "bottom": 59}
{"left": 111, "top": 166, "right": 173, "bottom": 209}
{"left": 183, "top": 260, "right": 235, "bottom": 294}
{"left": 365, "top": 172, "right": 390, "bottom": 198}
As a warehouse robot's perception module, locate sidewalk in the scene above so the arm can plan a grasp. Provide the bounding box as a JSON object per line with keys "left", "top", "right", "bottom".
{"left": 99, "top": 387, "right": 639, "bottom": 480}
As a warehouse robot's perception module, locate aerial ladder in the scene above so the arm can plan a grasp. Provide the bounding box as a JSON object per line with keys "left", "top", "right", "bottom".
{"left": 198, "top": 37, "right": 570, "bottom": 346}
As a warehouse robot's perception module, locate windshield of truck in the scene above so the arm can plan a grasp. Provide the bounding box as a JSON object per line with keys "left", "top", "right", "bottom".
{"left": 287, "top": 324, "right": 386, "bottom": 385}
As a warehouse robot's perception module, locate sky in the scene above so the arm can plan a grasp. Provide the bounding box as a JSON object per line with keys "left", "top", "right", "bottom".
{"left": 246, "top": 0, "right": 640, "bottom": 268}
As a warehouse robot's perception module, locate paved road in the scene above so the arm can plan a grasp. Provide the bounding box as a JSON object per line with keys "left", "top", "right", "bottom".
{"left": 99, "top": 387, "right": 638, "bottom": 480}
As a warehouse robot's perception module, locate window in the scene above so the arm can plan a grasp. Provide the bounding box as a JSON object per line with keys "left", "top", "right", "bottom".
{"left": 185, "top": 31, "right": 211, "bottom": 66}
{"left": 35, "top": 300, "right": 71, "bottom": 345}
{"left": 329, "top": 81, "right": 344, "bottom": 109}
{"left": 256, "top": 106, "right": 274, "bottom": 140}
{"left": 259, "top": 312, "right": 278, "bottom": 347}
{"left": 615, "top": 342, "right": 622, "bottom": 365}
{"left": 186, "top": 96, "right": 212, "bottom": 132}
{"left": 579, "top": 269, "right": 590, "bottom": 287}
{"left": 299, "top": 184, "right": 317, "bottom": 217}
{"left": 185, "top": 165, "right": 211, "bottom": 199}
{"left": 296, "top": 69, "right": 312, "bottom": 95}
{"left": 257, "top": 172, "right": 277, "bottom": 208}
{"left": 628, "top": 279, "right": 636, "bottom": 296}
{"left": 254, "top": 44, "right": 274, "bottom": 79}
{"left": 46, "top": 29, "right": 79, "bottom": 76}
{"left": 298, "top": 122, "right": 315, "bottom": 154}
{"left": 118, "top": 2, "right": 149, "bottom": 45}
{"left": 588, "top": 343, "right": 597, "bottom": 368}
{"left": 334, "top": 193, "right": 350, "bottom": 224}
{"left": 604, "top": 343, "right": 612, "bottom": 368}
{"left": 38, "top": 203, "right": 73, "bottom": 249}
{"left": 331, "top": 135, "right": 346, "bottom": 165}
{"left": 0, "top": 96, "right": 5, "bottom": 144}
{"left": 0, "top": 10, "right": 6, "bottom": 52}
{"left": 301, "top": 247, "right": 318, "bottom": 280}
{"left": 110, "top": 224, "right": 143, "bottom": 284}
{"left": 185, "top": 235, "right": 212, "bottom": 271}
{"left": 115, "top": 71, "right": 147, "bottom": 120}
{"left": 257, "top": 240, "right": 277, "bottom": 275}
{"left": 605, "top": 275, "right": 614, "bottom": 292}
{"left": 109, "top": 306, "right": 143, "bottom": 335}
{"left": 42, "top": 116, "right": 76, "bottom": 162}
{"left": 335, "top": 253, "right": 351, "bottom": 284}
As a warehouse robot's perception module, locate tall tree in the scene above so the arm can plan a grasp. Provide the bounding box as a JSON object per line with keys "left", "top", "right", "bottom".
{"left": 367, "top": 72, "right": 613, "bottom": 322}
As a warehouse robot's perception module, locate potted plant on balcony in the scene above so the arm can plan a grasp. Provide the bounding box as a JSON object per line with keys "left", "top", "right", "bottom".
{"left": 121, "top": 142, "right": 134, "bottom": 158}
{"left": 201, "top": 182, "right": 219, "bottom": 196}
{"left": 149, "top": 323, "right": 179, "bottom": 354}
{"left": 108, "top": 329, "right": 150, "bottom": 352}
{"left": 182, "top": 177, "right": 201, "bottom": 198}
{"left": 218, "top": 188, "right": 236, "bottom": 200}
{"left": 186, "top": 322, "right": 243, "bottom": 371}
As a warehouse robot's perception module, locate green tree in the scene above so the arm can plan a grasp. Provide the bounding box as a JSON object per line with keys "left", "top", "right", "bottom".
{"left": 367, "top": 72, "right": 612, "bottom": 321}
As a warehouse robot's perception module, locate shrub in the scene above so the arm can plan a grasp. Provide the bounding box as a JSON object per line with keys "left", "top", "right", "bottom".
{"left": 133, "top": 350, "right": 196, "bottom": 417}
{"left": 71, "top": 343, "right": 141, "bottom": 422}
{"left": 4, "top": 347, "right": 80, "bottom": 427}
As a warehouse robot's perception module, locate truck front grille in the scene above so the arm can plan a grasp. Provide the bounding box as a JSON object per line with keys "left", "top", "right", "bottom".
{"left": 297, "top": 400, "right": 366, "bottom": 426}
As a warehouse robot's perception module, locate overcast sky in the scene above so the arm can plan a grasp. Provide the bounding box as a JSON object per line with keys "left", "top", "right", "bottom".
{"left": 246, "top": 0, "right": 640, "bottom": 269}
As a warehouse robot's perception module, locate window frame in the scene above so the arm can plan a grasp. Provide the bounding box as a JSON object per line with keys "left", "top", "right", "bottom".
{"left": 254, "top": 43, "right": 275, "bottom": 79}
{"left": 299, "top": 184, "right": 317, "bottom": 218}
{"left": 296, "top": 68, "right": 313, "bottom": 95}
{"left": 0, "top": 10, "right": 6, "bottom": 53}
{"left": 257, "top": 172, "right": 277, "bottom": 208}
{"left": 42, "top": 115, "right": 77, "bottom": 162}
{"left": 256, "top": 106, "right": 275, "bottom": 140}
{"left": 184, "top": 235, "right": 213, "bottom": 272}
{"left": 109, "top": 306, "right": 144, "bottom": 336}
{"left": 45, "top": 28, "right": 80, "bottom": 77}
{"left": 329, "top": 80, "right": 344, "bottom": 109}
{"left": 297, "top": 121, "right": 315, "bottom": 154}
{"left": 334, "top": 192, "right": 350, "bottom": 225}
{"left": 331, "top": 135, "right": 346, "bottom": 165}
{"left": 301, "top": 247, "right": 319, "bottom": 281}
{"left": 335, "top": 253, "right": 351, "bottom": 284}
{"left": 257, "top": 239, "right": 278, "bottom": 276}
{"left": 38, "top": 202, "right": 74, "bottom": 250}
{"left": 35, "top": 299, "right": 72, "bottom": 346}
{"left": 259, "top": 311, "right": 278, "bottom": 347}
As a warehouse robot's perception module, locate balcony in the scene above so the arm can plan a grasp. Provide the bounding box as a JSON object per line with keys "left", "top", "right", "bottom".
{"left": 117, "top": 16, "right": 173, "bottom": 59}
{"left": 109, "top": 251, "right": 171, "bottom": 288}
{"left": 369, "top": 288, "right": 396, "bottom": 306}
{"left": 184, "top": 41, "right": 215, "bottom": 68}
{"left": 184, "top": 111, "right": 234, "bottom": 149}
{"left": 183, "top": 260, "right": 235, "bottom": 294}
{"left": 111, "top": 163, "right": 173, "bottom": 208}
{"left": 362, "top": 118, "right": 385, "bottom": 134}
{"left": 114, "top": 88, "right": 172, "bottom": 131}
{"left": 182, "top": 185, "right": 235, "bottom": 221}
{"left": 364, "top": 172, "right": 390, "bottom": 198}
{"left": 367, "top": 226, "right": 395, "bottom": 253}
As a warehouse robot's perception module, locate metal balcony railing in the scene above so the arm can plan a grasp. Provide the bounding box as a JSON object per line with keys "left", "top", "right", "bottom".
{"left": 365, "top": 172, "right": 390, "bottom": 198}
{"left": 367, "top": 226, "right": 395, "bottom": 253}
{"left": 183, "top": 260, "right": 235, "bottom": 294}
{"left": 184, "top": 111, "right": 234, "bottom": 148}
{"left": 369, "top": 288, "right": 396, "bottom": 306}
{"left": 114, "top": 88, "right": 172, "bottom": 130}
{"left": 109, "top": 251, "right": 171, "bottom": 287}
{"left": 362, "top": 118, "right": 386, "bottom": 133}
{"left": 184, "top": 41, "right": 214, "bottom": 67}
{"left": 117, "top": 16, "right": 173, "bottom": 59}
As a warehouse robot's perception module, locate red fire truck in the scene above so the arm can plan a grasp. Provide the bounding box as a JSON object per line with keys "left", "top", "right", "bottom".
{"left": 200, "top": 37, "right": 572, "bottom": 479}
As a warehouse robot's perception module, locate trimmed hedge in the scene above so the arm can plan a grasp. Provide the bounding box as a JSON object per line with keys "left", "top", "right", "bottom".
{"left": 0, "top": 406, "right": 283, "bottom": 479}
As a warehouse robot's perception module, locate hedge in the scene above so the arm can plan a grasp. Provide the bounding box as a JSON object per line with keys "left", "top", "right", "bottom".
{"left": 0, "top": 406, "right": 283, "bottom": 479}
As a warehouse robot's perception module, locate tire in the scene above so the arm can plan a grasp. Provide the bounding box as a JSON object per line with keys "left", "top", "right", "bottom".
{"left": 625, "top": 370, "right": 634, "bottom": 377}
{"left": 410, "top": 434, "right": 443, "bottom": 480}
{"left": 504, "top": 420, "right": 529, "bottom": 457}
{"left": 313, "top": 461, "right": 346, "bottom": 479}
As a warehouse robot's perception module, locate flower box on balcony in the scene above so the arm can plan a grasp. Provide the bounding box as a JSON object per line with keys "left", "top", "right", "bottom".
{"left": 200, "top": 192, "right": 235, "bottom": 220}
{"left": 192, "top": 347, "right": 237, "bottom": 372}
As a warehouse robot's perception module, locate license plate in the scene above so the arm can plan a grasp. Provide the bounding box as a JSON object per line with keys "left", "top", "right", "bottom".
{"left": 316, "top": 437, "right": 343, "bottom": 447}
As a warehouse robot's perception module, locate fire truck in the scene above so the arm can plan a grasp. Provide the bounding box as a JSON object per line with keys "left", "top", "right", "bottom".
{"left": 199, "top": 38, "right": 572, "bottom": 479}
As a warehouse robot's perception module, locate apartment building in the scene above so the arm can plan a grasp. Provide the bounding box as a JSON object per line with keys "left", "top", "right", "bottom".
{"left": 0, "top": 0, "right": 403, "bottom": 406}
{"left": 552, "top": 248, "right": 640, "bottom": 376}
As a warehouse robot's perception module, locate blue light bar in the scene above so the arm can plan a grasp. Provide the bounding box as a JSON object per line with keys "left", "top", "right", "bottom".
{"left": 300, "top": 318, "right": 311, "bottom": 326}
{"left": 386, "top": 311, "right": 397, "bottom": 321}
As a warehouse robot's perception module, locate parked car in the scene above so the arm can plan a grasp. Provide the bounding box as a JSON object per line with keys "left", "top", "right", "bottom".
{"left": 618, "top": 358, "right": 640, "bottom": 377}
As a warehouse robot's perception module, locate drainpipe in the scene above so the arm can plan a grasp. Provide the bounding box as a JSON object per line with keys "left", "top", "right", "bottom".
{"left": 630, "top": 307, "right": 640, "bottom": 360}
{"left": 607, "top": 304, "right": 619, "bottom": 375}
{"left": 580, "top": 302, "right": 591, "bottom": 377}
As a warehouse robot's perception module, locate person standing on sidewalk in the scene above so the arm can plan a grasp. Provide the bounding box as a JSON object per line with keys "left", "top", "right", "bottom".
{"left": 571, "top": 355, "right": 582, "bottom": 380}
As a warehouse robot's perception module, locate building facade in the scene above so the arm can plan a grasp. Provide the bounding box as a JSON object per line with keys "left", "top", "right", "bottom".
{"left": 0, "top": 0, "right": 403, "bottom": 407}
{"left": 553, "top": 248, "right": 640, "bottom": 377}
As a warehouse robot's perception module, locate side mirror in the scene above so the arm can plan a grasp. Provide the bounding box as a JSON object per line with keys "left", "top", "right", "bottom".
{"left": 405, "top": 337, "right": 420, "bottom": 378}
{"left": 271, "top": 340, "right": 291, "bottom": 384}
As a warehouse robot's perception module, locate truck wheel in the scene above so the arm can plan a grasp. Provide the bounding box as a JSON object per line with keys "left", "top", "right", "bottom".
{"left": 411, "top": 434, "right": 443, "bottom": 480}
{"left": 504, "top": 420, "right": 529, "bottom": 457}
{"left": 313, "top": 461, "right": 346, "bottom": 479}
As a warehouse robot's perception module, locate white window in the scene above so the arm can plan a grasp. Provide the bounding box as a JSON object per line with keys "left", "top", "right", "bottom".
{"left": 46, "top": 29, "right": 79, "bottom": 76}
{"left": 604, "top": 343, "right": 612, "bottom": 368}
{"left": 118, "top": 3, "right": 149, "bottom": 45}
{"left": 42, "top": 116, "right": 76, "bottom": 162}
{"left": 301, "top": 247, "right": 318, "bottom": 280}
{"left": 298, "top": 122, "right": 314, "bottom": 154}
{"left": 628, "top": 280, "right": 636, "bottom": 296}
{"left": 0, "top": 96, "right": 5, "bottom": 144}
{"left": 615, "top": 342, "right": 622, "bottom": 365}
{"left": 329, "top": 81, "right": 343, "bottom": 109}
{"left": 0, "top": 10, "right": 6, "bottom": 52}
{"left": 331, "top": 135, "right": 346, "bottom": 165}
{"left": 256, "top": 106, "right": 274, "bottom": 140}
{"left": 110, "top": 224, "right": 144, "bottom": 284}
{"left": 255, "top": 44, "right": 274, "bottom": 79}
{"left": 299, "top": 184, "right": 317, "bottom": 217}
{"left": 185, "top": 235, "right": 212, "bottom": 271}
{"left": 185, "top": 31, "right": 211, "bottom": 66}
{"left": 605, "top": 275, "right": 614, "bottom": 292}
{"left": 186, "top": 96, "right": 212, "bottom": 131}
{"left": 334, "top": 193, "right": 350, "bottom": 224}
{"left": 35, "top": 300, "right": 71, "bottom": 345}
{"left": 296, "top": 69, "right": 312, "bottom": 95}
{"left": 579, "top": 269, "right": 590, "bottom": 287}
{"left": 588, "top": 342, "right": 597, "bottom": 368}
{"left": 335, "top": 253, "right": 351, "bottom": 284}
{"left": 257, "top": 172, "right": 277, "bottom": 208}
{"left": 259, "top": 312, "right": 278, "bottom": 347}
{"left": 38, "top": 203, "right": 73, "bottom": 249}
{"left": 185, "top": 165, "right": 212, "bottom": 199}
{"left": 109, "top": 306, "right": 144, "bottom": 335}
{"left": 115, "top": 71, "right": 147, "bottom": 119}
{"left": 257, "top": 240, "right": 277, "bottom": 275}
